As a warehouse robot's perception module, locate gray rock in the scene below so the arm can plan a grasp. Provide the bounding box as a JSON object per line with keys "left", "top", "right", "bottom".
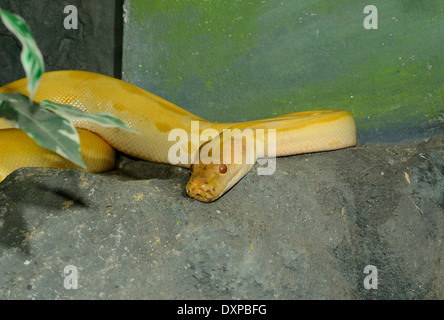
{"left": 0, "top": 135, "right": 443, "bottom": 299}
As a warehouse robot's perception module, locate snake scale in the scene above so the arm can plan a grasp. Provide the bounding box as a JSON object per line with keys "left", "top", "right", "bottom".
{"left": 0, "top": 71, "right": 356, "bottom": 202}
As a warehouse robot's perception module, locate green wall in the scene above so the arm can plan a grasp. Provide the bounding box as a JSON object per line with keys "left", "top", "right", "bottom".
{"left": 123, "top": 0, "right": 444, "bottom": 142}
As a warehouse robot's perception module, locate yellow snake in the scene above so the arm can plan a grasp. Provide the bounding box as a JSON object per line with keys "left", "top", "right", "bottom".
{"left": 0, "top": 71, "right": 356, "bottom": 202}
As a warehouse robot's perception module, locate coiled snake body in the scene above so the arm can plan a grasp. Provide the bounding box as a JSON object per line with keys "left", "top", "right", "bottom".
{"left": 0, "top": 71, "right": 356, "bottom": 202}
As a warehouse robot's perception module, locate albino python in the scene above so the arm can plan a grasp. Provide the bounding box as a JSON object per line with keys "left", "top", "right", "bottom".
{"left": 0, "top": 71, "right": 356, "bottom": 202}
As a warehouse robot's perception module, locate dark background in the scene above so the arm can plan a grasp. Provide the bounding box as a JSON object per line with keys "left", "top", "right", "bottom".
{"left": 0, "top": 0, "right": 123, "bottom": 86}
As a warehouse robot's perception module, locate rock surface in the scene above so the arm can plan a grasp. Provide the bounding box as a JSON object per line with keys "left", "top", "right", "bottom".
{"left": 0, "top": 135, "right": 443, "bottom": 299}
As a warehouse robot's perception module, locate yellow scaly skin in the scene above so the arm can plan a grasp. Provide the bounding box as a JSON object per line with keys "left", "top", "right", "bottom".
{"left": 0, "top": 70, "right": 356, "bottom": 202}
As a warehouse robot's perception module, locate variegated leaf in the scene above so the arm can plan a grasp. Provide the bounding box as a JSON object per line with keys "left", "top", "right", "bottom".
{"left": 40, "top": 100, "right": 139, "bottom": 134}
{"left": 0, "top": 9, "right": 44, "bottom": 102}
{"left": 0, "top": 93, "right": 85, "bottom": 168}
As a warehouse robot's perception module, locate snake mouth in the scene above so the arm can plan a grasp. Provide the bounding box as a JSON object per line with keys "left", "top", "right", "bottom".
{"left": 186, "top": 183, "right": 219, "bottom": 202}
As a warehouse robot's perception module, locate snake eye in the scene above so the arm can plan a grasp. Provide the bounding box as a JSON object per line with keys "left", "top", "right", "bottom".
{"left": 219, "top": 164, "right": 227, "bottom": 174}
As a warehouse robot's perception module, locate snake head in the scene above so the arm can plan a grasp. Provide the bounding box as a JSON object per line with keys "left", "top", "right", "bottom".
{"left": 186, "top": 163, "right": 228, "bottom": 202}
{"left": 186, "top": 132, "right": 258, "bottom": 202}
{"left": 186, "top": 161, "right": 255, "bottom": 202}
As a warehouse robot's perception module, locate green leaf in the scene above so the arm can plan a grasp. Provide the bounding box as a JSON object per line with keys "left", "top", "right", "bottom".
{"left": 0, "top": 93, "right": 85, "bottom": 169}
{"left": 0, "top": 9, "right": 44, "bottom": 102}
{"left": 40, "top": 100, "right": 140, "bottom": 134}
